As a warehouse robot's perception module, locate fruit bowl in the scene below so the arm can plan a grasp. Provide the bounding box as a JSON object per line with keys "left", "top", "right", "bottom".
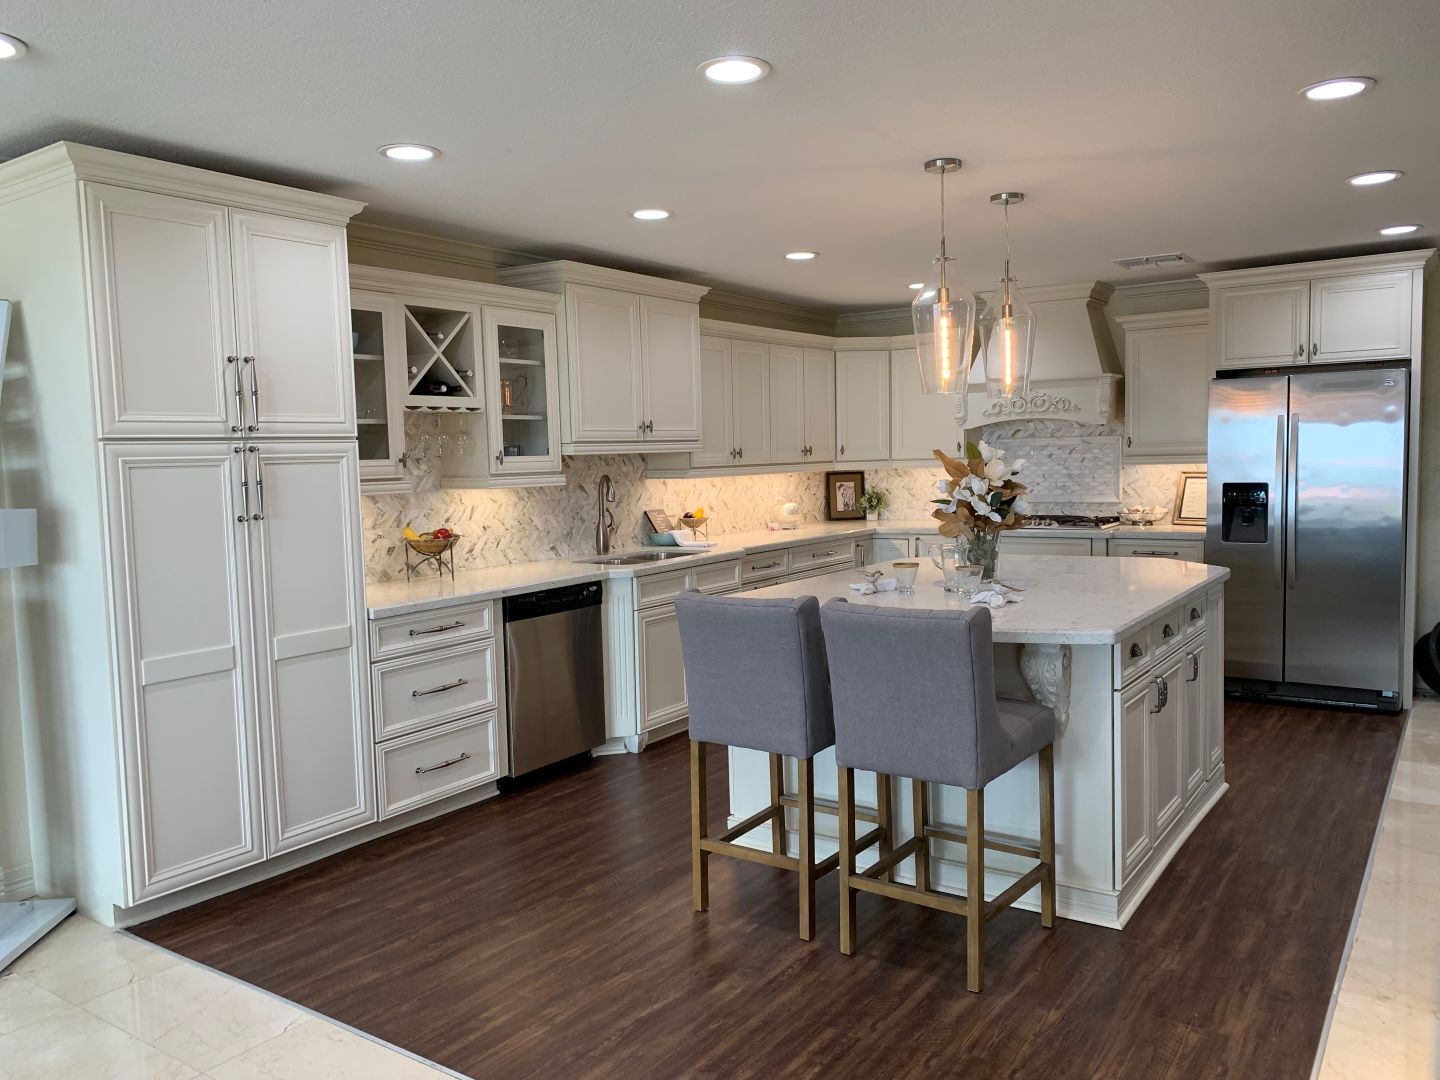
{"left": 405, "top": 535, "right": 458, "bottom": 556}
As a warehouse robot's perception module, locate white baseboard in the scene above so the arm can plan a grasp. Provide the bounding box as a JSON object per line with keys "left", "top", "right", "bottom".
{"left": 0, "top": 861, "right": 35, "bottom": 902}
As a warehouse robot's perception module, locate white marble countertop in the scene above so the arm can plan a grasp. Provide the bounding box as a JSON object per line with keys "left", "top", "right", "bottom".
{"left": 746, "top": 556, "right": 1229, "bottom": 644}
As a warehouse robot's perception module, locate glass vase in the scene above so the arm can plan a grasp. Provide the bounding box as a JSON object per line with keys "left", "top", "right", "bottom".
{"left": 965, "top": 530, "right": 1000, "bottom": 582}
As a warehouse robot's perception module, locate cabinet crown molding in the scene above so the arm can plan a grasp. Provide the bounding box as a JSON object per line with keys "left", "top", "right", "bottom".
{"left": 348, "top": 264, "right": 562, "bottom": 312}
{"left": 1115, "top": 309, "right": 1209, "bottom": 331}
{"left": 1198, "top": 249, "right": 1437, "bottom": 288}
{"left": 499, "top": 260, "right": 711, "bottom": 303}
{"left": 0, "top": 142, "right": 366, "bottom": 224}
{"left": 698, "top": 319, "right": 838, "bottom": 350}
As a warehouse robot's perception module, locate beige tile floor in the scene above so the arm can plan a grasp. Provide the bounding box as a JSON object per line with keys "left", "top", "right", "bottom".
{"left": 3, "top": 702, "right": 1435, "bottom": 1079}
{"left": 0, "top": 916, "right": 455, "bottom": 1080}
{"left": 1316, "top": 698, "right": 1440, "bottom": 1080}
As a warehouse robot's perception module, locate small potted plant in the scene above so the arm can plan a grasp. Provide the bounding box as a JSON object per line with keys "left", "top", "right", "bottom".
{"left": 857, "top": 487, "right": 887, "bottom": 522}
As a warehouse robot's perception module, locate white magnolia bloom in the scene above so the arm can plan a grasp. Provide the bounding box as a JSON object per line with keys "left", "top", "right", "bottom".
{"left": 1011, "top": 458, "right": 1026, "bottom": 474}
{"left": 967, "top": 494, "right": 992, "bottom": 516}
{"left": 983, "top": 457, "right": 1011, "bottom": 482}
{"left": 986, "top": 509, "right": 1003, "bottom": 522}
{"left": 934, "top": 478, "right": 952, "bottom": 494}
{"left": 964, "top": 474, "right": 988, "bottom": 496}
{"left": 939, "top": 491, "right": 962, "bottom": 513}
{"left": 978, "top": 439, "right": 1000, "bottom": 464}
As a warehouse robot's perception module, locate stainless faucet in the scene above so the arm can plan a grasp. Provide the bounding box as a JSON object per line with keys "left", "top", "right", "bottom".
{"left": 595, "top": 474, "right": 618, "bottom": 554}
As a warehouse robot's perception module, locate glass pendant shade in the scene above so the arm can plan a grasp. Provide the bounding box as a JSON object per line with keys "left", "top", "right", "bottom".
{"left": 912, "top": 279, "right": 976, "bottom": 397}
{"left": 979, "top": 275, "right": 1035, "bottom": 400}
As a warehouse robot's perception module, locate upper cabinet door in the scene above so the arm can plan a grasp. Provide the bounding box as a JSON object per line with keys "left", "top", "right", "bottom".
{"left": 692, "top": 336, "right": 734, "bottom": 468}
{"left": 1121, "top": 315, "right": 1210, "bottom": 462}
{"left": 640, "top": 296, "right": 702, "bottom": 442}
{"left": 1310, "top": 270, "right": 1413, "bottom": 363}
{"left": 836, "top": 351, "right": 890, "bottom": 461}
{"left": 1215, "top": 281, "right": 1309, "bottom": 368}
{"left": 802, "top": 350, "right": 836, "bottom": 462}
{"left": 231, "top": 211, "right": 353, "bottom": 436}
{"left": 85, "top": 184, "right": 237, "bottom": 438}
{"left": 730, "top": 340, "right": 771, "bottom": 465}
{"left": 103, "top": 443, "right": 262, "bottom": 902}
{"left": 349, "top": 289, "right": 409, "bottom": 489}
{"left": 889, "top": 347, "right": 962, "bottom": 462}
{"left": 485, "top": 306, "right": 562, "bottom": 477}
{"left": 767, "top": 345, "right": 805, "bottom": 464}
{"left": 566, "top": 284, "right": 644, "bottom": 443}
{"left": 245, "top": 442, "right": 374, "bottom": 855}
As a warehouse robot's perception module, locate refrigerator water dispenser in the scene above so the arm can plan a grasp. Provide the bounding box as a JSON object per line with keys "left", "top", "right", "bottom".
{"left": 1220, "top": 483, "right": 1268, "bottom": 543}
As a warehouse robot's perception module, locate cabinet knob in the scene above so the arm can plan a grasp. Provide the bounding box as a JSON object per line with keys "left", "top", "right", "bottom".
{"left": 1130, "top": 642, "right": 1144, "bottom": 658}
{"left": 1311, "top": 342, "right": 1318, "bottom": 358}
{"left": 839, "top": 445, "right": 845, "bottom": 456}
{"left": 1294, "top": 344, "right": 1305, "bottom": 359}
{"left": 1163, "top": 623, "right": 1176, "bottom": 638}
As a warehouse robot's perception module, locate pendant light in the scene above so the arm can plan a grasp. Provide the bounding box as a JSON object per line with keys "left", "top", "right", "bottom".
{"left": 912, "top": 158, "right": 977, "bottom": 398}
{"left": 978, "top": 192, "right": 1036, "bottom": 400}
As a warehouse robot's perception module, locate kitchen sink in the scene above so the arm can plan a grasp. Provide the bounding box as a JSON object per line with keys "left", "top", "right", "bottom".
{"left": 579, "top": 550, "right": 696, "bottom": 565}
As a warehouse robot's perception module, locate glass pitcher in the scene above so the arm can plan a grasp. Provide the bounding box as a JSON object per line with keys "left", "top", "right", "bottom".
{"left": 928, "top": 541, "right": 980, "bottom": 593}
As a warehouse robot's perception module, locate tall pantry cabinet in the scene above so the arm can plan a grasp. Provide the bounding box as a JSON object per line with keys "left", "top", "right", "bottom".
{"left": 0, "top": 143, "right": 371, "bottom": 922}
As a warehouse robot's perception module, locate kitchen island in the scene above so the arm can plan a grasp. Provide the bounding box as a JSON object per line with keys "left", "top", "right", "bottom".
{"left": 734, "top": 555, "right": 1230, "bottom": 928}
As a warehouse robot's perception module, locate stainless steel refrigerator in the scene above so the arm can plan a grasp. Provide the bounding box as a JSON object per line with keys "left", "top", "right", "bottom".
{"left": 1206, "top": 363, "right": 1410, "bottom": 711}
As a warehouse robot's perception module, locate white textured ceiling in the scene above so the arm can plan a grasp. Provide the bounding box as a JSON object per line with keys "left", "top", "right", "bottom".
{"left": 2, "top": 0, "right": 1437, "bottom": 310}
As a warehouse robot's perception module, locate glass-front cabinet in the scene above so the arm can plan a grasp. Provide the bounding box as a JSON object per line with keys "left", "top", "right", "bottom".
{"left": 484, "top": 307, "right": 560, "bottom": 478}
{"left": 349, "top": 290, "right": 409, "bottom": 491}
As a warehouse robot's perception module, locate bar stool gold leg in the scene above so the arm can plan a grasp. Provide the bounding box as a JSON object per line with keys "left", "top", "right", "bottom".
{"left": 912, "top": 778, "right": 930, "bottom": 892}
{"left": 838, "top": 766, "right": 857, "bottom": 955}
{"left": 1039, "top": 744, "right": 1056, "bottom": 929}
{"left": 691, "top": 740, "right": 709, "bottom": 912}
{"left": 797, "top": 758, "right": 816, "bottom": 941}
{"left": 966, "top": 787, "right": 985, "bottom": 993}
{"left": 875, "top": 772, "right": 893, "bottom": 882}
{"left": 768, "top": 753, "right": 785, "bottom": 856}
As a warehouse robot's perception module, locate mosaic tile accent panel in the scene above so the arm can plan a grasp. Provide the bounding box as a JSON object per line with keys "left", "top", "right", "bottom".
{"left": 990, "top": 436, "right": 1121, "bottom": 504}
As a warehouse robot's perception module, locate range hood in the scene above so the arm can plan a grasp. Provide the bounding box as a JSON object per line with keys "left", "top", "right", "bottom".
{"left": 963, "top": 281, "right": 1120, "bottom": 426}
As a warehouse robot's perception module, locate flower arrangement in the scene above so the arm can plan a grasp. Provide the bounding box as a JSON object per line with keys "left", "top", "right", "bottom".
{"left": 932, "top": 441, "right": 1030, "bottom": 537}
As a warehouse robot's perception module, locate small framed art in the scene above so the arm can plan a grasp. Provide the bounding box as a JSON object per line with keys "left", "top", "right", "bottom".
{"left": 1171, "top": 472, "right": 1207, "bottom": 526}
{"left": 825, "top": 471, "right": 866, "bottom": 521}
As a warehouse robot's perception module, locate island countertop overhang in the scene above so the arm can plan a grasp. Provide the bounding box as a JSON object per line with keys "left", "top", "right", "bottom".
{"left": 744, "top": 555, "right": 1231, "bottom": 645}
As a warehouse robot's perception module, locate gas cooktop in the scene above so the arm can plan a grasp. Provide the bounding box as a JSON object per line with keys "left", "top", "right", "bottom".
{"left": 1021, "top": 515, "right": 1121, "bottom": 530}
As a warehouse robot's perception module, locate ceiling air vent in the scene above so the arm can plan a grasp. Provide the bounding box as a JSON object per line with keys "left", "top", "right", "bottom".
{"left": 1113, "top": 252, "right": 1191, "bottom": 271}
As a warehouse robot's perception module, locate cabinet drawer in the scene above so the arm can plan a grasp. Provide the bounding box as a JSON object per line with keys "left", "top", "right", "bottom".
{"left": 1154, "top": 606, "right": 1186, "bottom": 656}
{"left": 377, "top": 712, "right": 502, "bottom": 819}
{"left": 693, "top": 559, "right": 741, "bottom": 593}
{"left": 373, "top": 641, "right": 498, "bottom": 741}
{"left": 1109, "top": 539, "right": 1205, "bottom": 561}
{"left": 1183, "top": 597, "right": 1207, "bottom": 637}
{"left": 636, "top": 567, "right": 692, "bottom": 608}
{"left": 369, "top": 600, "right": 495, "bottom": 660}
{"left": 791, "top": 539, "right": 857, "bottom": 572}
{"left": 1118, "top": 626, "right": 1152, "bottom": 686}
{"left": 742, "top": 550, "right": 791, "bottom": 582}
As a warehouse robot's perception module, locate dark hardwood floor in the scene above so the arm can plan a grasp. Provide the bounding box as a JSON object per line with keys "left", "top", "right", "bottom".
{"left": 136, "top": 702, "right": 1401, "bottom": 1079}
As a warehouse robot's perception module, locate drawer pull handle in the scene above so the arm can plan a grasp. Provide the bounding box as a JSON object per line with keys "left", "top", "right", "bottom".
{"left": 409, "top": 620, "right": 466, "bottom": 637}
{"left": 1162, "top": 624, "right": 1176, "bottom": 638}
{"left": 1150, "top": 676, "right": 1168, "bottom": 713}
{"left": 811, "top": 550, "right": 837, "bottom": 559}
{"left": 412, "top": 678, "right": 468, "bottom": 698}
{"left": 1129, "top": 642, "right": 1144, "bottom": 659}
{"left": 1131, "top": 549, "right": 1179, "bottom": 557}
{"left": 1187, "top": 651, "right": 1200, "bottom": 682}
{"left": 752, "top": 560, "right": 782, "bottom": 570}
{"left": 1190, "top": 606, "right": 1201, "bottom": 620}
{"left": 415, "top": 751, "right": 471, "bottom": 775}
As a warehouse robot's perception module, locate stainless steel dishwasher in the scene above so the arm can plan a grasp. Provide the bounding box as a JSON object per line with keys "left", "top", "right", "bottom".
{"left": 502, "top": 581, "right": 606, "bottom": 778}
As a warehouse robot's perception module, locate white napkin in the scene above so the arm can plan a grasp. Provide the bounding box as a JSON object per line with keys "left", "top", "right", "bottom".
{"left": 969, "top": 583, "right": 1023, "bottom": 609}
{"left": 663, "top": 529, "right": 715, "bottom": 550}
{"left": 849, "top": 577, "right": 897, "bottom": 595}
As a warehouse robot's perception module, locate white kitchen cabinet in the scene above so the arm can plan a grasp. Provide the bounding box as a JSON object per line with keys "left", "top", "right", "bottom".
{"left": 1203, "top": 253, "right": 1432, "bottom": 373}
{"left": 641, "top": 295, "right": 702, "bottom": 441}
{"left": 889, "top": 347, "right": 964, "bottom": 462}
{"left": 692, "top": 336, "right": 734, "bottom": 467}
{"left": 246, "top": 442, "right": 373, "bottom": 855}
{"left": 730, "top": 340, "right": 771, "bottom": 465}
{"left": 1001, "top": 535, "right": 1097, "bottom": 556}
{"left": 803, "top": 349, "right": 837, "bottom": 461}
{"left": 1149, "top": 652, "right": 1186, "bottom": 839}
{"left": 768, "top": 344, "right": 806, "bottom": 464}
{"left": 1310, "top": 270, "right": 1412, "bottom": 362}
{"left": 84, "top": 184, "right": 238, "bottom": 439}
{"left": 1116, "top": 677, "right": 1153, "bottom": 884}
{"left": 836, "top": 350, "right": 890, "bottom": 461}
{"left": 562, "top": 283, "right": 643, "bottom": 442}
{"left": 1214, "top": 281, "right": 1308, "bottom": 368}
{"left": 484, "top": 306, "right": 562, "bottom": 479}
{"left": 1109, "top": 538, "right": 1206, "bottom": 561}
{"left": 1181, "top": 635, "right": 1209, "bottom": 798}
{"left": 1205, "top": 592, "right": 1224, "bottom": 776}
{"left": 868, "top": 536, "right": 913, "bottom": 562}
{"left": 1116, "top": 310, "right": 1209, "bottom": 463}
{"left": 637, "top": 606, "right": 688, "bottom": 732}
{"left": 104, "top": 443, "right": 264, "bottom": 901}
{"left": 498, "top": 262, "right": 710, "bottom": 452}
{"left": 230, "top": 211, "right": 353, "bottom": 436}
{"left": 349, "top": 289, "right": 409, "bottom": 491}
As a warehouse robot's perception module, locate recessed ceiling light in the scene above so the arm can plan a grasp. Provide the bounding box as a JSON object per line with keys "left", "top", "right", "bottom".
{"left": 1379, "top": 224, "right": 1420, "bottom": 236}
{"left": 630, "top": 208, "right": 671, "bottom": 221}
{"left": 1300, "top": 77, "right": 1375, "bottom": 101}
{"left": 1348, "top": 170, "right": 1403, "bottom": 186}
{"left": 908, "top": 283, "right": 925, "bottom": 290}
{"left": 379, "top": 144, "right": 439, "bottom": 162}
{"left": 0, "top": 32, "right": 27, "bottom": 59}
{"left": 699, "top": 55, "right": 771, "bottom": 84}
{"left": 785, "top": 251, "right": 818, "bottom": 261}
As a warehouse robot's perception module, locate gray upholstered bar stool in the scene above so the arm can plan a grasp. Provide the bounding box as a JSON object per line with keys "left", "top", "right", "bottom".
{"left": 819, "top": 598, "right": 1057, "bottom": 992}
{"left": 674, "top": 589, "right": 887, "bottom": 941}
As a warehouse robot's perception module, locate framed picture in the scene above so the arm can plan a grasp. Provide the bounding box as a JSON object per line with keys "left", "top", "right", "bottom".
{"left": 825, "top": 471, "right": 866, "bottom": 521}
{"left": 643, "top": 509, "right": 673, "bottom": 535}
{"left": 1172, "top": 471, "right": 1207, "bottom": 525}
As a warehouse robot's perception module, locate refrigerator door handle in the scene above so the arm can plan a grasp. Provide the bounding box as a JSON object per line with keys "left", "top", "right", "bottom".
{"left": 1286, "top": 413, "right": 1300, "bottom": 590}
{"left": 1273, "top": 413, "right": 1286, "bottom": 590}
